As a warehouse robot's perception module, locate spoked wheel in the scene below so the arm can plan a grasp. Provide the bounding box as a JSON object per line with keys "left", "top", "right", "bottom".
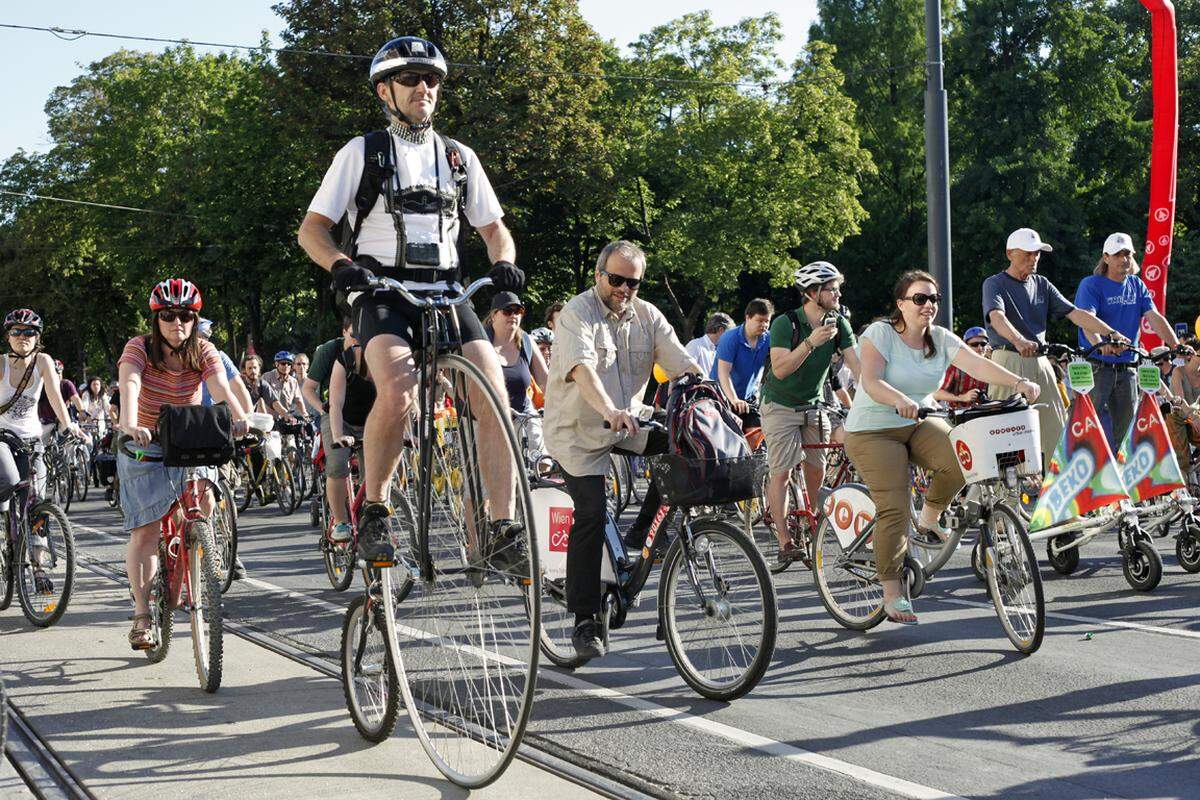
{"left": 1176, "top": 519, "right": 1200, "bottom": 573}
{"left": 213, "top": 496, "right": 238, "bottom": 595}
{"left": 605, "top": 453, "right": 626, "bottom": 523}
{"left": 0, "top": 534, "right": 15, "bottom": 611}
{"left": 235, "top": 459, "right": 254, "bottom": 514}
{"left": 659, "top": 518, "right": 777, "bottom": 701}
{"left": 536, "top": 573, "right": 586, "bottom": 669}
{"left": 286, "top": 448, "right": 308, "bottom": 506}
{"left": 812, "top": 516, "right": 885, "bottom": 630}
{"left": 381, "top": 353, "right": 539, "bottom": 788}
{"left": 145, "top": 541, "right": 173, "bottom": 664}
{"left": 1046, "top": 533, "right": 1081, "bottom": 575}
{"left": 984, "top": 504, "right": 1044, "bottom": 654}
{"left": 321, "top": 494, "right": 355, "bottom": 592}
{"left": 56, "top": 465, "right": 72, "bottom": 514}
{"left": 342, "top": 593, "right": 401, "bottom": 742}
{"left": 72, "top": 450, "right": 90, "bottom": 503}
{"left": 187, "top": 521, "right": 224, "bottom": 692}
{"left": 1122, "top": 534, "right": 1163, "bottom": 592}
{"left": 15, "top": 502, "right": 75, "bottom": 627}
{"left": 757, "top": 481, "right": 805, "bottom": 576}
{"left": 275, "top": 460, "right": 298, "bottom": 516}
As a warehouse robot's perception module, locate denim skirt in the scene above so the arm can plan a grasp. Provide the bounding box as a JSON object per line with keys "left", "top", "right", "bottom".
{"left": 116, "top": 443, "right": 215, "bottom": 532}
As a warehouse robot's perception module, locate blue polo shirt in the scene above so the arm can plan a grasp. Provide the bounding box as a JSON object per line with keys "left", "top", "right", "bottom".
{"left": 1074, "top": 274, "right": 1153, "bottom": 364}
{"left": 710, "top": 323, "right": 770, "bottom": 400}
{"left": 201, "top": 350, "right": 239, "bottom": 405}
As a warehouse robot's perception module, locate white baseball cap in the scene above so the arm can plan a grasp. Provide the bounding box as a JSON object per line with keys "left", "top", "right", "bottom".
{"left": 1006, "top": 228, "right": 1053, "bottom": 253}
{"left": 1103, "top": 232, "right": 1135, "bottom": 255}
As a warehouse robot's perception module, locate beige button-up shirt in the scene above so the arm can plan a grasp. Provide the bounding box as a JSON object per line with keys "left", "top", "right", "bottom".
{"left": 544, "top": 287, "right": 698, "bottom": 476}
{"left": 262, "top": 370, "right": 300, "bottom": 415}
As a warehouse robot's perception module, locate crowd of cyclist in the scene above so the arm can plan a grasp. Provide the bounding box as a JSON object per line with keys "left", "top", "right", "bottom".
{"left": 5, "top": 34, "right": 1199, "bottom": 663}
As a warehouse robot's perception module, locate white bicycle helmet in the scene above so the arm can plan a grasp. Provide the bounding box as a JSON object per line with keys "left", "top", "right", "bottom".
{"left": 793, "top": 261, "right": 844, "bottom": 290}
{"left": 530, "top": 327, "right": 555, "bottom": 345}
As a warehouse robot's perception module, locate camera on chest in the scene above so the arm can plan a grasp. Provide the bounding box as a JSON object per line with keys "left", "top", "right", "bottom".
{"left": 405, "top": 242, "right": 441, "bottom": 267}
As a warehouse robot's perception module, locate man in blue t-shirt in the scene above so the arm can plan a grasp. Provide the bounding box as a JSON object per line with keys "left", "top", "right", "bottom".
{"left": 1075, "top": 232, "right": 1178, "bottom": 448}
{"left": 711, "top": 298, "right": 773, "bottom": 416}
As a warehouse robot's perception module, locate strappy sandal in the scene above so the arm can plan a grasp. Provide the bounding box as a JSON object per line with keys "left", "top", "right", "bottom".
{"left": 129, "top": 614, "right": 154, "bottom": 651}
{"left": 883, "top": 598, "right": 919, "bottom": 626}
{"left": 777, "top": 538, "right": 811, "bottom": 569}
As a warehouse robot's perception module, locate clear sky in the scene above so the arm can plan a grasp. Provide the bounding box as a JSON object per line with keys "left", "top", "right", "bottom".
{"left": 0, "top": 1, "right": 818, "bottom": 162}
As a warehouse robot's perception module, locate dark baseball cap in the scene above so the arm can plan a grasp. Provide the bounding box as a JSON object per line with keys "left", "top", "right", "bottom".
{"left": 491, "top": 291, "right": 523, "bottom": 311}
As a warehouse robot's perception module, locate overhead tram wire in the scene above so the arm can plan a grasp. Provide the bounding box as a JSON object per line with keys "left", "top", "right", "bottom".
{"left": 0, "top": 22, "right": 927, "bottom": 90}
{"left": 0, "top": 189, "right": 281, "bottom": 230}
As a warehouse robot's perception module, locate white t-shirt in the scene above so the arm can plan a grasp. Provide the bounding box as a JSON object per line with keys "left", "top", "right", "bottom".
{"left": 684, "top": 335, "right": 718, "bottom": 379}
{"left": 308, "top": 132, "right": 503, "bottom": 286}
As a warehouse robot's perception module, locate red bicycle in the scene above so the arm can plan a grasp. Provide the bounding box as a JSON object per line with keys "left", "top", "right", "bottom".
{"left": 316, "top": 435, "right": 365, "bottom": 591}
{"left": 122, "top": 441, "right": 223, "bottom": 693}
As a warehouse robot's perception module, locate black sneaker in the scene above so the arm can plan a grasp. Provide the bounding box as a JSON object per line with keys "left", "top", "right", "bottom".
{"left": 571, "top": 617, "right": 607, "bottom": 661}
{"left": 487, "top": 519, "right": 530, "bottom": 580}
{"left": 358, "top": 502, "right": 396, "bottom": 566}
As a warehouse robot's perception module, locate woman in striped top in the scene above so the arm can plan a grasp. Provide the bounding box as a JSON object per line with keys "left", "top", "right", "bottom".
{"left": 116, "top": 278, "right": 248, "bottom": 650}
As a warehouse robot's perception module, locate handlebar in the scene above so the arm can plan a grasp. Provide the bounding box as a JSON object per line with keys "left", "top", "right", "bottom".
{"left": 602, "top": 419, "right": 668, "bottom": 434}
{"left": 351, "top": 276, "right": 494, "bottom": 309}
{"left": 1038, "top": 338, "right": 1191, "bottom": 366}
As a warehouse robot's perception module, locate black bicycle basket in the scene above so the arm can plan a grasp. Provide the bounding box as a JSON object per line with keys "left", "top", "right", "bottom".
{"left": 646, "top": 452, "right": 767, "bottom": 507}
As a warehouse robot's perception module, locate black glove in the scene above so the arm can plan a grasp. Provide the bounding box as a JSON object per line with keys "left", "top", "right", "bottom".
{"left": 487, "top": 260, "right": 525, "bottom": 293}
{"left": 330, "top": 258, "right": 376, "bottom": 294}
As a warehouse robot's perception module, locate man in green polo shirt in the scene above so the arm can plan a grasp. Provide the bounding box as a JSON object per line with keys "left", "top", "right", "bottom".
{"left": 761, "top": 261, "right": 859, "bottom": 564}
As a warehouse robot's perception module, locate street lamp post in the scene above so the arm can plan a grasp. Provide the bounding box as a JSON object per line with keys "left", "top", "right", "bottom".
{"left": 925, "top": 0, "right": 953, "bottom": 328}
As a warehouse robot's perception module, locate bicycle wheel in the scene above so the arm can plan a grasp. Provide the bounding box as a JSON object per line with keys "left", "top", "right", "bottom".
{"left": 188, "top": 520, "right": 223, "bottom": 692}
{"left": 382, "top": 353, "right": 538, "bottom": 788}
{"left": 286, "top": 447, "right": 307, "bottom": 505}
{"left": 660, "top": 518, "right": 777, "bottom": 701}
{"left": 275, "top": 459, "right": 298, "bottom": 516}
{"left": 16, "top": 502, "right": 75, "bottom": 627}
{"left": 213, "top": 495, "right": 238, "bottom": 595}
{"left": 605, "top": 453, "right": 625, "bottom": 522}
{"left": 812, "top": 511, "right": 886, "bottom": 630}
{"left": 985, "top": 504, "right": 1044, "bottom": 654}
{"left": 321, "top": 487, "right": 355, "bottom": 592}
{"left": 56, "top": 463, "right": 72, "bottom": 513}
{"left": 145, "top": 543, "right": 173, "bottom": 664}
{"left": 342, "top": 594, "right": 401, "bottom": 742}
{"left": 72, "top": 448, "right": 89, "bottom": 502}
{"left": 235, "top": 458, "right": 254, "bottom": 514}
{"left": 0, "top": 533, "right": 14, "bottom": 611}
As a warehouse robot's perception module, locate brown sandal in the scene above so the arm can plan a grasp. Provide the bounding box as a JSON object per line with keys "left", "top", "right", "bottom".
{"left": 129, "top": 614, "right": 154, "bottom": 651}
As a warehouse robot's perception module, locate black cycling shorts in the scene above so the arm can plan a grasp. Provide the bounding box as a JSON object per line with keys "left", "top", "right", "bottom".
{"left": 351, "top": 290, "right": 488, "bottom": 352}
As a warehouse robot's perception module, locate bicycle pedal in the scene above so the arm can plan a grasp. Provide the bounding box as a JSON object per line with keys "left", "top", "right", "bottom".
{"left": 371, "top": 558, "right": 396, "bottom": 568}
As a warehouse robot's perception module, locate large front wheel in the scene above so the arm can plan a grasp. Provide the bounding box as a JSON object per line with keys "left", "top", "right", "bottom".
{"left": 659, "top": 519, "right": 777, "bottom": 701}
{"left": 188, "top": 521, "right": 224, "bottom": 692}
{"left": 984, "top": 504, "right": 1044, "bottom": 655}
{"left": 381, "top": 353, "right": 538, "bottom": 788}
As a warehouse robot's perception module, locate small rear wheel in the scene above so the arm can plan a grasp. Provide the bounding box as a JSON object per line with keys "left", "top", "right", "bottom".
{"left": 1122, "top": 536, "right": 1163, "bottom": 592}
{"left": 659, "top": 519, "right": 777, "bottom": 701}
{"left": 341, "top": 594, "right": 401, "bottom": 742}
{"left": 1046, "top": 533, "right": 1080, "bottom": 575}
{"left": 812, "top": 515, "right": 885, "bottom": 631}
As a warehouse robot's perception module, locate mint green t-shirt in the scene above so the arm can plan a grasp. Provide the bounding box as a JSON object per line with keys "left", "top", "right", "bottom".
{"left": 844, "top": 321, "right": 961, "bottom": 432}
{"left": 760, "top": 311, "right": 855, "bottom": 408}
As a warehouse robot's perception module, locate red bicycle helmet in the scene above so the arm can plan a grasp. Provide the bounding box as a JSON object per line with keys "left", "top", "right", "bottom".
{"left": 149, "top": 278, "right": 203, "bottom": 312}
{"left": 4, "top": 308, "right": 43, "bottom": 332}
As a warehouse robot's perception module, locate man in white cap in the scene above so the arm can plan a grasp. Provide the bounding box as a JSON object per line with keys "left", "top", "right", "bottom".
{"left": 1074, "top": 232, "right": 1178, "bottom": 448}
{"left": 982, "top": 228, "right": 1126, "bottom": 455}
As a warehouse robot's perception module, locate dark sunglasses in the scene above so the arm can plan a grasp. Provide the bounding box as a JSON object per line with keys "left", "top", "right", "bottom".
{"left": 968, "top": 340, "right": 988, "bottom": 349}
{"left": 158, "top": 310, "right": 196, "bottom": 324}
{"left": 904, "top": 293, "right": 942, "bottom": 306}
{"left": 392, "top": 71, "right": 442, "bottom": 88}
{"left": 601, "top": 270, "right": 643, "bottom": 290}
{"left": 499, "top": 305, "right": 525, "bottom": 316}
{"left": 7, "top": 328, "right": 39, "bottom": 338}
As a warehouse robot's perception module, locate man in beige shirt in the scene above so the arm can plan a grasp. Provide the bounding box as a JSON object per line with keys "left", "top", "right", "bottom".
{"left": 544, "top": 240, "right": 700, "bottom": 660}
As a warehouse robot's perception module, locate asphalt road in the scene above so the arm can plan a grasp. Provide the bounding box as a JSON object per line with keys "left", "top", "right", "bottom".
{"left": 4, "top": 490, "right": 1199, "bottom": 800}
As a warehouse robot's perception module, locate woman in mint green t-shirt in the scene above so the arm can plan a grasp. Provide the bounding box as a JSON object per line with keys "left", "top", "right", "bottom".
{"left": 843, "top": 271, "right": 1039, "bottom": 625}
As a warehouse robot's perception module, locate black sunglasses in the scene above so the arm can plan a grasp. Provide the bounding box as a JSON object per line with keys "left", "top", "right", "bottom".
{"left": 601, "top": 270, "right": 643, "bottom": 290}
{"left": 968, "top": 340, "right": 988, "bottom": 349}
{"left": 392, "top": 71, "right": 442, "bottom": 88}
{"left": 904, "top": 293, "right": 942, "bottom": 306}
{"left": 158, "top": 310, "right": 196, "bottom": 324}
{"left": 7, "top": 328, "right": 39, "bottom": 338}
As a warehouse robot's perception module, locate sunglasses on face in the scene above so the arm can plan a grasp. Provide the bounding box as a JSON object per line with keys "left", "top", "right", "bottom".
{"left": 968, "top": 341, "right": 988, "bottom": 349}
{"left": 601, "top": 270, "right": 643, "bottom": 290}
{"left": 393, "top": 71, "right": 441, "bottom": 88}
{"left": 904, "top": 293, "right": 942, "bottom": 306}
{"left": 7, "top": 328, "right": 39, "bottom": 338}
{"left": 499, "top": 305, "right": 525, "bottom": 316}
{"left": 158, "top": 310, "right": 196, "bottom": 324}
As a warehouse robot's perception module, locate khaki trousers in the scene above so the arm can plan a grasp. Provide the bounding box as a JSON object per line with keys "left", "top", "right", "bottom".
{"left": 988, "top": 349, "right": 1067, "bottom": 458}
{"left": 843, "top": 419, "right": 964, "bottom": 580}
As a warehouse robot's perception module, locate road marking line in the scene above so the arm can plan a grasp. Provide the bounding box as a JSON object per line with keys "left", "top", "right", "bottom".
{"left": 934, "top": 595, "right": 1200, "bottom": 641}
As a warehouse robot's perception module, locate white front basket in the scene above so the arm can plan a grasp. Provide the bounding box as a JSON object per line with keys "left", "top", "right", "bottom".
{"left": 262, "top": 430, "right": 283, "bottom": 461}
{"left": 948, "top": 408, "right": 1041, "bottom": 485}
